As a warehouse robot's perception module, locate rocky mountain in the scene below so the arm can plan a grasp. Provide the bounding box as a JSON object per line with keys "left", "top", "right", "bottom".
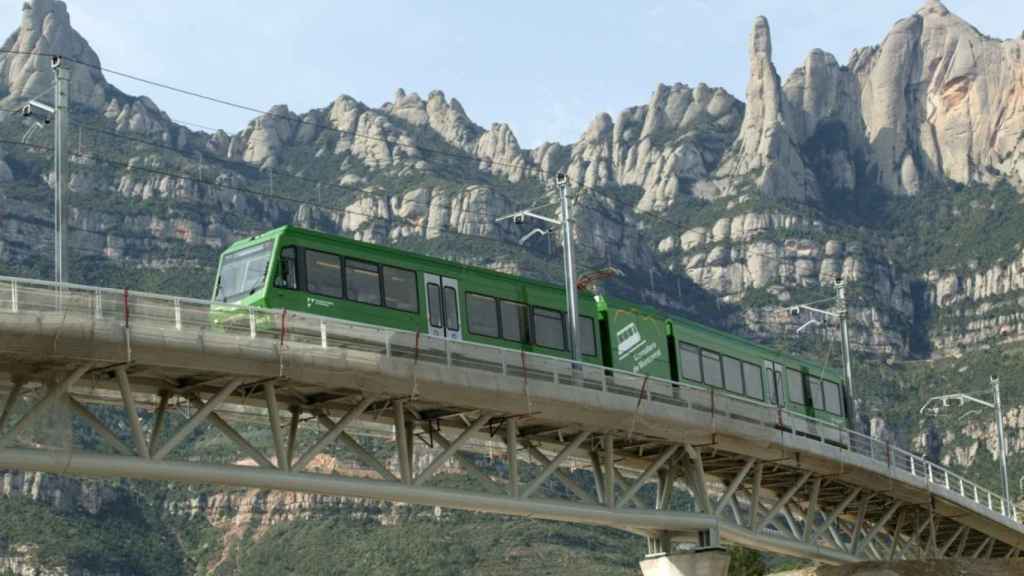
{"left": 2, "top": 0, "right": 1024, "bottom": 573}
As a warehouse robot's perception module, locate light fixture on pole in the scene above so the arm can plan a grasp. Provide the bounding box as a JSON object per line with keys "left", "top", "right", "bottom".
{"left": 496, "top": 173, "right": 581, "bottom": 362}
{"left": 786, "top": 277, "right": 856, "bottom": 421}
{"left": 919, "top": 375, "right": 1014, "bottom": 520}
{"left": 20, "top": 56, "right": 69, "bottom": 292}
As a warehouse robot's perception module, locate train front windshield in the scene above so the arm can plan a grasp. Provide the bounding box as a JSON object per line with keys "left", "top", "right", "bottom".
{"left": 215, "top": 241, "right": 273, "bottom": 303}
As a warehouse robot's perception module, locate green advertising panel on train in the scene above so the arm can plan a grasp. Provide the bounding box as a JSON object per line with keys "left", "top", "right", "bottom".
{"left": 598, "top": 297, "right": 671, "bottom": 380}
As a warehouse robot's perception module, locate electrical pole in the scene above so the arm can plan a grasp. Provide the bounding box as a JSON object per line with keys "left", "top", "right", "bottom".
{"left": 920, "top": 377, "right": 1015, "bottom": 520}
{"left": 558, "top": 173, "right": 581, "bottom": 362}
{"left": 788, "top": 277, "right": 858, "bottom": 426}
{"left": 495, "top": 173, "right": 582, "bottom": 362}
{"left": 836, "top": 279, "right": 855, "bottom": 413}
{"left": 992, "top": 376, "right": 1013, "bottom": 519}
{"left": 52, "top": 56, "right": 69, "bottom": 290}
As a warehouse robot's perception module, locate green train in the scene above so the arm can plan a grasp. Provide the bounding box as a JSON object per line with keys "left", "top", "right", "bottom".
{"left": 213, "top": 225, "right": 850, "bottom": 428}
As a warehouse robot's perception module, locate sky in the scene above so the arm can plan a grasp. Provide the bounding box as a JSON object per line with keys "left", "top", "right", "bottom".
{"left": 3, "top": 0, "right": 1023, "bottom": 147}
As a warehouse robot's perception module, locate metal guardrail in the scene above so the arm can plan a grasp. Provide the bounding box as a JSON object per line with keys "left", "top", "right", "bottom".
{"left": 0, "top": 275, "right": 1021, "bottom": 524}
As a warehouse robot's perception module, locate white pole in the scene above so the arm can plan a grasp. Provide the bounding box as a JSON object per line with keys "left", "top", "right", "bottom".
{"left": 558, "top": 174, "right": 580, "bottom": 362}
{"left": 51, "top": 56, "right": 69, "bottom": 291}
{"left": 837, "top": 279, "right": 856, "bottom": 424}
{"left": 992, "top": 376, "right": 1013, "bottom": 519}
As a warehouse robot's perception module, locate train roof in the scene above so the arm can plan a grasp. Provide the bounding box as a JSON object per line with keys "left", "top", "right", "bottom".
{"left": 226, "top": 225, "right": 577, "bottom": 296}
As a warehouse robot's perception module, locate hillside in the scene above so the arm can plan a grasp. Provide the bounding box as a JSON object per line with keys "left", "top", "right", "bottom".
{"left": 1, "top": 0, "right": 1023, "bottom": 574}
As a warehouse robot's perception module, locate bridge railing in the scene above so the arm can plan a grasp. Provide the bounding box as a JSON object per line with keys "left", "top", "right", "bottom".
{"left": 1, "top": 275, "right": 1021, "bottom": 523}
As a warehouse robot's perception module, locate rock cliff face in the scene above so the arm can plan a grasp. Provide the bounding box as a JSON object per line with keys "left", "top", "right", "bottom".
{"left": 925, "top": 249, "right": 1024, "bottom": 353}
{"left": 558, "top": 82, "right": 744, "bottom": 211}
{"left": 0, "top": 0, "right": 106, "bottom": 108}
{"left": 851, "top": 0, "right": 1024, "bottom": 193}
{"left": 714, "top": 17, "right": 818, "bottom": 201}
{"left": 714, "top": 0, "right": 1024, "bottom": 198}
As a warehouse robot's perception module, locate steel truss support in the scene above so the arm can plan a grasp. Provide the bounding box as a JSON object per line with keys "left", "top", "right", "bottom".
{"left": 505, "top": 420, "right": 519, "bottom": 497}
{"left": 115, "top": 369, "right": 149, "bottom": 458}
{"left": 748, "top": 462, "right": 764, "bottom": 529}
{"left": 295, "top": 396, "right": 376, "bottom": 471}
{"left": 521, "top": 432, "right": 591, "bottom": 500}
{"left": 188, "top": 395, "right": 275, "bottom": 469}
{"left": 286, "top": 408, "right": 300, "bottom": 466}
{"left": 803, "top": 478, "right": 822, "bottom": 543}
{"left": 939, "top": 526, "right": 966, "bottom": 557}
{"left": 150, "top": 391, "right": 169, "bottom": 448}
{"left": 394, "top": 399, "right": 413, "bottom": 484}
{"left": 68, "top": 396, "right": 133, "bottom": 455}
{"left": 0, "top": 381, "right": 23, "bottom": 431}
{"left": 755, "top": 471, "right": 811, "bottom": 532}
{"left": 421, "top": 421, "right": 504, "bottom": 494}
{"left": 0, "top": 447, "right": 721, "bottom": 535}
{"left": 0, "top": 363, "right": 91, "bottom": 448}
{"left": 152, "top": 378, "right": 243, "bottom": 460}
{"left": 681, "top": 444, "right": 711, "bottom": 515}
{"left": 264, "top": 381, "right": 287, "bottom": 470}
{"left": 715, "top": 458, "right": 755, "bottom": 517}
{"left": 603, "top": 433, "right": 614, "bottom": 509}
{"left": 617, "top": 446, "right": 678, "bottom": 508}
{"left": 973, "top": 536, "right": 994, "bottom": 559}
{"left": 611, "top": 466, "right": 646, "bottom": 509}
{"left": 415, "top": 412, "right": 492, "bottom": 485}
{"left": 951, "top": 528, "right": 969, "bottom": 558}
{"left": 855, "top": 502, "right": 901, "bottom": 556}
{"left": 849, "top": 492, "right": 874, "bottom": 553}
{"left": 810, "top": 487, "right": 861, "bottom": 543}
{"left": 0, "top": 364, "right": 1007, "bottom": 565}
{"left": 888, "top": 509, "right": 908, "bottom": 560}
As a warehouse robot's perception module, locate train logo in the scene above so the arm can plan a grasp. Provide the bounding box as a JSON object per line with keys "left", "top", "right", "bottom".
{"left": 616, "top": 323, "right": 643, "bottom": 357}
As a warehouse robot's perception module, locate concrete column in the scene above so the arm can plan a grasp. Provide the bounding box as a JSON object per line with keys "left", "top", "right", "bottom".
{"left": 639, "top": 548, "right": 730, "bottom": 576}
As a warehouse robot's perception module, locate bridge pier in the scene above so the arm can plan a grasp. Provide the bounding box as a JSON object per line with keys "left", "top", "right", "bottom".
{"left": 639, "top": 548, "right": 730, "bottom": 576}
{"left": 642, "top": 530, "right": 729, "bottom": 576}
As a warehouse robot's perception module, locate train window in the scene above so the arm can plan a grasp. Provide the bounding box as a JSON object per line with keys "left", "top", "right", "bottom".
{"left": 679, "top": 343, "right": 702, "bottom": 382}
{"left": 427, "top": 283, "right": 442, "bottom": 329}
{"left": 743, "top": 362, "right": 764, "bottom": 400}
{"left": 443, "top": 287, "right": 459, "bottom": 331}
{"left": 304, "top": 250, "right": 343, "bottom": 299}
{"left": 500, "top": 300, "right": 528, "bottom": 343}
{"left": 786, "top": 369, "right": 805, "bottom": 405}
{"left": 466, "top": 293, "right": 500, "bottom": 338}
{"left": 701, "top": 350, "right": 723, "bottom": 388}
{"left": 274, "top": 246, "right": 298, "bottom": 290}
{"left": 533, "top": 307, "right": 566, "bottom": 350}
{"left": 808, "top": 376, "right": 825, "bottom": 410}
{"left": 723, "top": 356, "right": 744, "bottom": 394}
{"left": 823, "top": 380, "right": 843, "bottom": 415}
{"left": 382, "top": 266, "right": 418, "bottom": 312}
{"left": 578, "top": 316, "right": 597, "bottom": 357}
{"left": 346, "top": 259, "right": 382, "bottom": 305}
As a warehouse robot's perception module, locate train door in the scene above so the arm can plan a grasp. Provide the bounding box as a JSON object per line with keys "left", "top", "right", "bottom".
{"left": 764, "top": 361, "right": 785, "bottom": 406}
{"left": 424, "top": 274, "right": 462, "bottom": 340}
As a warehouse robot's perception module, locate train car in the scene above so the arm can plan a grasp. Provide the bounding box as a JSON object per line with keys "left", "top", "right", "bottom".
{"left": 669, "top": 315, "right": 848, "bottom": 429}
{"left": 211, "top": 225, "right": 604, "bottom": 364}
{"left": 211, "top": 225, "right": 850, "bottom": 430}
